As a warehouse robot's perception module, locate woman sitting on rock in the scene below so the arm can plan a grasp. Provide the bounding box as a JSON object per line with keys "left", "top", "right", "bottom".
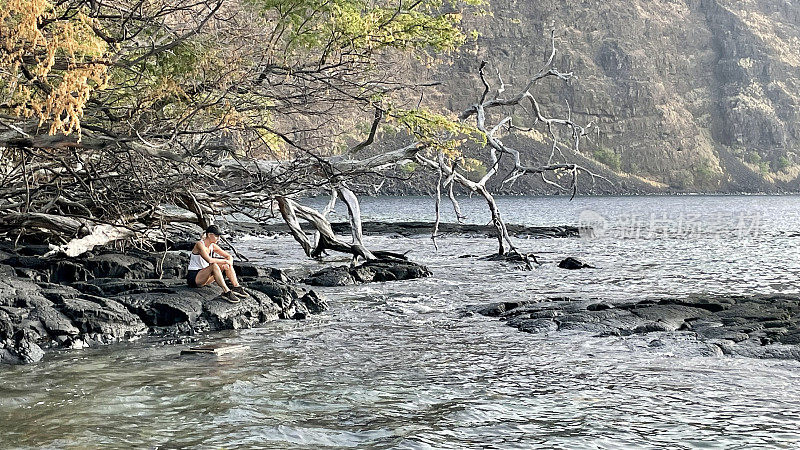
{"left": 187, "top": 225, "right": 249, "bottom": 303}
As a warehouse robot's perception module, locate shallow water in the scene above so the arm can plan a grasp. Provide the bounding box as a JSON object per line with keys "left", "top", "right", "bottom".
{"left": 2, "top": 195, "right": 800, "bottom": 448}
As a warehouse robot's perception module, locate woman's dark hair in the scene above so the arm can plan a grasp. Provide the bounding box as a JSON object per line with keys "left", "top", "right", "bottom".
{"left": 205, "top": 224, "right": 224, "bottom": 236}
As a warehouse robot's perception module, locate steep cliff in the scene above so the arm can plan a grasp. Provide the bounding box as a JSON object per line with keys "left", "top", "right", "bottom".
{"left": 424, "top": 0, "right": 800, "bottom": 193}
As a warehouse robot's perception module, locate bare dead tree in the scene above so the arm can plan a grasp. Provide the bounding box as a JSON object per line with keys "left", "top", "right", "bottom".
{"left": 411, "top": 33, "right": 608, "bottom": 262}
{"left": 278, "top": 31, "right": 609, "bottom": 265}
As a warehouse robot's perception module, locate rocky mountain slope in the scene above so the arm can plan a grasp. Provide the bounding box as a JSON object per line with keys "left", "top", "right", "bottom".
{"left": 420, "top": 0, "right": 800, "bottom": 193}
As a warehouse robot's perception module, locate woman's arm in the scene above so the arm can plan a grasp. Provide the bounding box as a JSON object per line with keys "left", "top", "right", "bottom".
{"left": 198, "top": 242, "right": 228, "bottom": 265}
{"left": 210, "top": 244, "right": 234, "bottom": 267}
{"left": 211, "top": 244, "right": 233, "bottom": 261}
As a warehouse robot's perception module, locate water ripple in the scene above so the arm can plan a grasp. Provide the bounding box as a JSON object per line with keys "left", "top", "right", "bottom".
{"left": 3, "top": 196, "right": 800, "bottom": 448}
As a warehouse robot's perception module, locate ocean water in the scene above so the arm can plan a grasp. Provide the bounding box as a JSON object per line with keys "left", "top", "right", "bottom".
{"left": 2, "top": 195, "right": 800, "bottom": 449}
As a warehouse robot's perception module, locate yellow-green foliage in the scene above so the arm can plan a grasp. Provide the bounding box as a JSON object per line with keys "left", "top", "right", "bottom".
{"left": 400, "top": 161, "right": 419, "bottom": 173}
{"left": 387, "top": 106, "right": 486, "bottom": 157}
{"left": 0, "top": 0, "right": 108, "bottom": 136}
{"left": 460, "top": 157, "right": 487, "bottom": 178}
{"left": 747, "top": 150, "right": 762, "bottom": 164}
{"left": 593, "top": 147, "right": 622, "bottom": 172}
{"left": 250, "top": 0, "right": 483, "bottom": 58}
{"left": 111, "top": 35, "right": 248, "bottom": 135}
{"left": 1, "top": 0, "right": 485, "bottom": 158}
{"left": 693, "top": 158, "right": 720, "bottom": 187}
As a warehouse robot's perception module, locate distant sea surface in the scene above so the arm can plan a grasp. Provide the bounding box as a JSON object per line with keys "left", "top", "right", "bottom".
{"left": 2, "top": 195, "right": 800, "bottom": 448}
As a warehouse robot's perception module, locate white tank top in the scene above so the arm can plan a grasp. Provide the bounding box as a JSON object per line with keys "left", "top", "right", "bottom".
{"left": 187, "top": 242, "right": 217, "bottom": 271}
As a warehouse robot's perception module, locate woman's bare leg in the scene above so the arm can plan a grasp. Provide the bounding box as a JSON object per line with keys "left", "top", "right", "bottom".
{"left": 222, "top": 264, "right": 240, "bottom": 287}
{"left": 196, "top": 263, "right": 229, "bottom": 291}
{"left": 195, "top": 265, "right": 215, "bottom": 286}
{"left": 210, "top": 263, "right": 230, "bottom": 290}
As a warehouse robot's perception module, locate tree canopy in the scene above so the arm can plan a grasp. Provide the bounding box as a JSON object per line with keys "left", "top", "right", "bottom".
{"left": 0, "top": 0, "right": 600, "bottom": 262}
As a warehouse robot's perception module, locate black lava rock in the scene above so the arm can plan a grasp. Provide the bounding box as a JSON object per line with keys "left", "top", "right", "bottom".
{"left": 0, "top": 244, "right": 327, "bottom": 365}
{"left": 303, "top": 259, "right": 431, "bottom": 287}
{"left": 558, "top": 257, "right": 595, "bottom": 270}
{"left": 476, "top": 294, "right": 800, "bottom": 361}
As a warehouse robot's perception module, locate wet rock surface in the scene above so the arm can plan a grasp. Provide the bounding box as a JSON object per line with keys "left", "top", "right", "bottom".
{"left": 479, "top": 252, "right": 539, "bottom": 270}
{"left": 0, "top": 244, "right": 327, "bottom": 365}
{"left": 476, "top": 295, "right": 800, "bottom": 360}
{"left": 303, "top": 258, "right": 432, "bottom": 287}
{"left": 558, "top": 257, "right": 595, "bottom": 270}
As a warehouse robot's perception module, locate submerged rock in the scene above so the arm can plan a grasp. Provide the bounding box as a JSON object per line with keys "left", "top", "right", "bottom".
{"left": 303, "top": 258, "right": 432, "bottom": 287}
{"left": 481, "top": 253, "right": 536, "bottom": 263}
{"left": 476, "top": 294, "right": 800, "bottom": 361}
{"left": 477, "top": 301, "right": 534, "bottom": 317}
{"left": 558, "top": 257, "right": 595, "bottom": 270}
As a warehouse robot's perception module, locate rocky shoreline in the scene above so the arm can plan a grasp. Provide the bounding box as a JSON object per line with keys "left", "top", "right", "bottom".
{"left": 476, "top": 295, "right": 800, "bottom": 360}
{"left": 0, "top": 241, "right": 431, "bottom": 365}
{"left": 9, "top": 216, "right": 795, "bottom": 365}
